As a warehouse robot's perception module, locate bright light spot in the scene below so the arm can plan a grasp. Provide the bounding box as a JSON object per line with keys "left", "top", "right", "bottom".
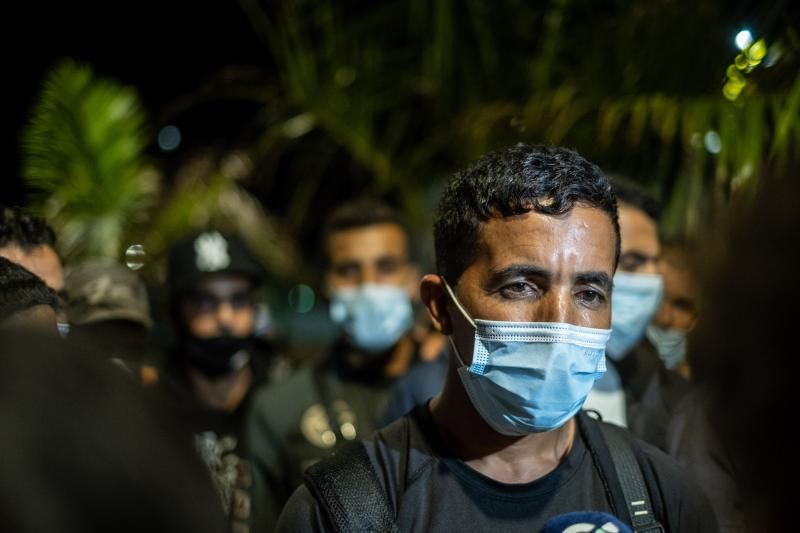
{"left": 125, "top": 244, "right": 146, "bottom": 270}
{"left": 282, "top": 113, "right": 315, "bottom": 139}
{"left": 340, "top": 422, "right": 357, "bottom": 440}
{"left": 704, "top": 131, "right": 722, "bottom": 154}
{"left": 157, "top": 125, "right": 181, "bottom": 152}
{"left": 288, "top": 284, "right": 316, "bottom": 313}
{"left": 735, "top": 30, "right": 753, "bottom": 51}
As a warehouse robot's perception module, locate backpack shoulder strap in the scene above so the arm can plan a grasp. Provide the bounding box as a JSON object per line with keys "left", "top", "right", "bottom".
{"left": 304, "top": 440, "right": 400, "bottom": 533}
{"left": 577, "top": 412, "right": 665, "bottom": 533}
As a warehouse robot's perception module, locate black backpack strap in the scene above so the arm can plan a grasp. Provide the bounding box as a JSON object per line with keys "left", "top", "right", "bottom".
{"left": 304, "top": 440, "right": 400, "bottom": 533}
{"left": 578, "top": 412, "right": 665, "bottom": 533}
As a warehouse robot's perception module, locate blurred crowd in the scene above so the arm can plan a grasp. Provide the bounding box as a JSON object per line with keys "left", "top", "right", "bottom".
{"left": 0, "top": 143, "right": 794, "bottom": 532}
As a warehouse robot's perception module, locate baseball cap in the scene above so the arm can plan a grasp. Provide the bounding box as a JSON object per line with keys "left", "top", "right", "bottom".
{"left": 65, "top": 258, "right": 153, "bottom": 328}
{"left": 166, "top": 230, "right": 264, "bottom": 294}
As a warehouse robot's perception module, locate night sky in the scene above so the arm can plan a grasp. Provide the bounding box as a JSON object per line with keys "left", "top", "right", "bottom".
{"left": 3, "top": 0, "right": 269, "bottom": 206}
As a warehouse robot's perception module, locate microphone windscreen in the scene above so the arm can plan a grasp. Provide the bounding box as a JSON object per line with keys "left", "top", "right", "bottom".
{"left": 540, "top": 511, "right": 632, "bottom": 533}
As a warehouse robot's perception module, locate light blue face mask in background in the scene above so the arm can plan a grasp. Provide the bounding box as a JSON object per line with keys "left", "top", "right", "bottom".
{"left": 444, "top": 282, "right": 611, "bottom": 435}
{"left": 606, "top": 272, "right": 663, "bottom": 361}
{"left": 329, "top": 283, "right": 413, "bottom": 354}
{"left": 645, "top": 325, "right": 687, "bottom": 369}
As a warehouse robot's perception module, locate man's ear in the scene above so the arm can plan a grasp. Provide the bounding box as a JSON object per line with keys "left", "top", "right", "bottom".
{"left": 420, "top": 274, "right": 454, "bottom": 335}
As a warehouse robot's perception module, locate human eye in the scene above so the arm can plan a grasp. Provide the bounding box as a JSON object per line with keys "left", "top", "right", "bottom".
{"left": 230, "top": 292, "right": 255, "bottom": 310}
{"left": 498, "top": 281, "right": 537, "bottom": 300}
{"left": 376, "top": 257, "right": 403, "bottom": 275}
{"left": 189, "top": 292, "right": 217, "bottom": 313}
{"left": 333, "top": 262, "right": 361, "bottom": 279}
{"left": 576, "top": 288, "right": 607, "bottom": 308}
{"left": 618, "top": 252, "right": 647, "bottom": 272}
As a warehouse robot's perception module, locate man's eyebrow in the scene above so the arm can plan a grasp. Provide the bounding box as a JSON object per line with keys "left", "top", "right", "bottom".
{"left": 487, "top": 264, "right": 552, "bottom": 284}
{"left": 620, "top": 250, "right": 657, "bottom": 263}
{"left": 574, "top": 271, "right": 612, "bottom": 290}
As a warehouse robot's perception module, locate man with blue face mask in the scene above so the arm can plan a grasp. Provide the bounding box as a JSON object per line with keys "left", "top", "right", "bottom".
{"left": 275, "top": 145, "right": 716, "bottom": 533}
{"left": 247, "top": 199, "right": 424, "bottom": 531}
{"left": 584, "top": 180, "right": 690, "bottom": 451}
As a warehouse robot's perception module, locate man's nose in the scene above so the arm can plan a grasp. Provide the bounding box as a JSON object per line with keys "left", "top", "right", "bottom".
{"left": 214, "top": 301, "right": 236, "bottom": 328}
{"left": 536, "top": 289, "right": 573, "bottom": 324}
{"left": 360, "top": 265, "right": 379, "bottom": 285}
{"left": 654, "top": 302, "right": 673, "bottom": 328}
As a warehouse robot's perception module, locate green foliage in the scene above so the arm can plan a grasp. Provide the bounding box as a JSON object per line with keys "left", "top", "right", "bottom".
{"left": 235, "top": 0, "right": 800, "bottom": 243}
{"left": 22, "top": 60, "right": 158, "bottom": 260}
{"left": 21, "top": 60, "right": 302, "bottom": 280}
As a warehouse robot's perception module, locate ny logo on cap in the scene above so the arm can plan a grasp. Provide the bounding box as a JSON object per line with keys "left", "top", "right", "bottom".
{"left": 194, "top": 231, "right": 231, "bottom": 272}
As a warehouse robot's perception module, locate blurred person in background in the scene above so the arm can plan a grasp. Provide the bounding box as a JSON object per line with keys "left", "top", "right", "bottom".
{"left": 0, "top": 206, "right": 67, "bottom": 334}
{"left": 646, "top": 242, "right": 698, "bottom": 380}
{"left": 163, "top": 229, "right": 287, "bottom": 532}
{"left": 0, "top": 256, "right": 60, "bottom": 332}
{"left": 64, "top": 257, "right": 158, "bottom": 384}
{"left": 584, "top": 179, "right": 689, "bottom": 451}
{"left": 247, "top": 198, "right": 423, "bottom": 530}
{"left": 665, "top": 174, "right": 799, "bottom": 532}
{"left": 0, "top": 330, "right": 227, "bottom": 533}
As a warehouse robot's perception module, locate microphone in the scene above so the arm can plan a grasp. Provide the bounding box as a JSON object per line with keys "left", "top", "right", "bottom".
{"left": 540, "top": 511, "right": 633, "bottom": 533}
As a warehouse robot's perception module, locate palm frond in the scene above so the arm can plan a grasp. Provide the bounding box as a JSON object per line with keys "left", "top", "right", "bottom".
{"left": 22, "top": 59, "right": 158, "bottom": 260}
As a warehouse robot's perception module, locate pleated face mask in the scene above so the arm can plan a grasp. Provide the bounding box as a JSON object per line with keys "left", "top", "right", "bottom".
{"left": 444, "top": 281, "right": 611, "bottom": 435}
{"left": 606, "top": 272, "right": 663, "bottom": 360}
{"left": 330, "top": 283, "right": 413, "bottom": 353}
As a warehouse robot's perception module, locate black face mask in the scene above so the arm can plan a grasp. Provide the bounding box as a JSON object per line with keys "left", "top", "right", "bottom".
{"left": 183, "top": 335, "right": 251, "bottom": 378}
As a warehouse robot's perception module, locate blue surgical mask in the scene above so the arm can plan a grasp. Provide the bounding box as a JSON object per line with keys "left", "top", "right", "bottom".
{"left": 330, "top": 283, "right": 413, "bottom": 354}
{"left": 444, "top": 282, "right": 610, "bottom": 435}
{"left": 606, "top": 272, "right": 663, "bottom": 361}
{"left": 645, "top": 325, "right": 687, "bottom": 370}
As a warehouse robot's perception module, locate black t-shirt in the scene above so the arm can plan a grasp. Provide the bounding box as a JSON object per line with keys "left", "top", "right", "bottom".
{"left": 162, "top": 344, "right": 289, "bottom": 533}
{"left": 276, "top": 405, "right": 718, "bottom": 532}
{"left": 246, "top": 341, "right": 409, "bottom": 531}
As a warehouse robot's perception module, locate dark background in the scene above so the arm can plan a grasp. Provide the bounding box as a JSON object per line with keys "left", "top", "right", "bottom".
{"left": 3, "top": 0, "right": 268, "bottom": 207}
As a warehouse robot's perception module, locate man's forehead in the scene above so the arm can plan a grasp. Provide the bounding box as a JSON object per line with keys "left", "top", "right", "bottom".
{"left": 618, "top": 204, "right": 658, "bottom": 243}
{"left": 328, "top": 223, "right": 409, "bottom": 260}
{"left": 0, "top": 243, "right": 26, "bottom": 263}
{"left": 471, "top": 208, "right": 616, "bottom": 274}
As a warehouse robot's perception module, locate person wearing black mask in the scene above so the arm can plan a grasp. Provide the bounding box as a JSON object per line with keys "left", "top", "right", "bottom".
{"left": 162, "top": 229, "right": 286, "bottom": 533}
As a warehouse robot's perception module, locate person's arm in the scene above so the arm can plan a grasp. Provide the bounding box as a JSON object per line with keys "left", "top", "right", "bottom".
{"left": 273, "top": 485, "right": 330, "bottom": 532}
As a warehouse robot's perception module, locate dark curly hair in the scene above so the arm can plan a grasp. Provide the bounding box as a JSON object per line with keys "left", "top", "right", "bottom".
{"left": 0, "top": 206, "right": 56, "bottom": 250}
{"left": 434, "top": 143, "right": 620, "bottom": 284}
{"left": 0, "top": 256, "right": 59, "bottom": 321}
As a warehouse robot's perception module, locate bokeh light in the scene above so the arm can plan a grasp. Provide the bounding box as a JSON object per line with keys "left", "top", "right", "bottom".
{"left": 157, "top": 125, "right": 181, "bottom": 151}
{"left": 124, "top": 244, "right": 146, "bottom": 270}
{"left": 288, "top": 284, "right": 316, "bottom": 313}
{"left": 704, "top": 131, "right": 722, "bottom": 154}
{"left": 735, "top": 30, "right": 753, "bottom": 51}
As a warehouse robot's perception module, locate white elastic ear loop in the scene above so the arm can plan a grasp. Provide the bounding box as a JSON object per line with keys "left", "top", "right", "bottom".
{"left": 441, "top": 278, "right": 476, "bottom": 368}
{"left": 441, "top": 278, "right": 476, "bottom": 329}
